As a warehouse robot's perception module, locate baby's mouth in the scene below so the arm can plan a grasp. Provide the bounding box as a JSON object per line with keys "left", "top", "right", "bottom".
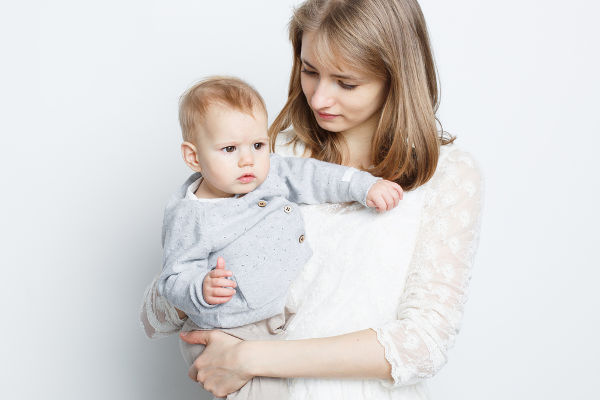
{"left": 238, "top": 174, "right": 256, "bottom": 183}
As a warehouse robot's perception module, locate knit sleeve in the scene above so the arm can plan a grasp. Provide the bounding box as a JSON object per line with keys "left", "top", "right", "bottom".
{"left": 271, "top": 153, "right": 379, "bottom": 207}
{"left": 372, "top": 147, "right": 484, "bottom": 386}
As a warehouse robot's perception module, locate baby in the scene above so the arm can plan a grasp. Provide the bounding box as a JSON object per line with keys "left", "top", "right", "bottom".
{"left": 157, "top": 77, "right": 402, "bottom": 397}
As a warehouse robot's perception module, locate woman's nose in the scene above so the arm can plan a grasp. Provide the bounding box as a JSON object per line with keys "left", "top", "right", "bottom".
{"left": 310, "top": 80, "right": 335, "bottom": 110}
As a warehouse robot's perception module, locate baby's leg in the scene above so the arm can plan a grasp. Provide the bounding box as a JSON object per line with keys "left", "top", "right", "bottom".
{"left": 179, "top": 306, "right": 295, "bottom": 400}
{"left": 179, "top": 319, "right": 207, "bottom": 366}
{"left": 177, "top": 314, "right": 289, "bottom": 367}
{"left": 179, "top": 320, "right": 290, "bottom": 400}
{"left": 223, "top": 307, "right": 295, "bottom": 400}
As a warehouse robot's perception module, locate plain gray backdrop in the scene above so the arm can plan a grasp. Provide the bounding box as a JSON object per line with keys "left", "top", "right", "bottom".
{"left": 1, "top": 0, "right": 598, "bottom": 399}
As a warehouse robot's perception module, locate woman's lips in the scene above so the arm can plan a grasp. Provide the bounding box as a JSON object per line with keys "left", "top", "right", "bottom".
{"left": 317, "top": 111, "right": 339, "bottom": 120}
{"left": 238, "top": 174, "right": 256, "bottom": 183}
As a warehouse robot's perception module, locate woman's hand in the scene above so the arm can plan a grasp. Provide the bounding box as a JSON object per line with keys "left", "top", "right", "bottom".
{"left": 180, "top": 330, "right": 253, "bottom": 398}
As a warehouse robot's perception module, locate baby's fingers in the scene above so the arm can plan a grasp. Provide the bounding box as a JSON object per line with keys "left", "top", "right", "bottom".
{"left": 210, "top": 278, "right": 237, "bottom": 289}
{"left": 205, "top": 294, "right": 234, "bottom": 305}
{"left": 215, "top": 257, "right": 226, "bottom": 269}
{"left": 209, "top": 268, "right": 233, "bottom": 279}
{"left": 372, "top": 195, "right": 387, "bottom": 212}
{"left": 388, "top": 187, "right": 401, "bottom": 207}
{"left": 380, "top": 191, "right": 395, "bottom": 211}
{"left": 208, "top": 287, "right": 236, "bottom": 297}
{"left": 393, "top": 183, "right": 404, "bottom": 200}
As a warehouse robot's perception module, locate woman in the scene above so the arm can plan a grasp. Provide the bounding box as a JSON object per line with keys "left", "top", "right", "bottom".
{"left": 141, "top": 0, "right": 483, "bottom": 398}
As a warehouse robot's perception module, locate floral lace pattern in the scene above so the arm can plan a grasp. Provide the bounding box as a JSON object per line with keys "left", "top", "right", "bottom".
{"left": 140, "top": 273, "right": 185, "bottom": 339}
{"left": 372, "top": 148, "right": 484, "bottom": 387}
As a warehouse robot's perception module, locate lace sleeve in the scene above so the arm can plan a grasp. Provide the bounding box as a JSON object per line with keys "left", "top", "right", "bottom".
{"left": 140, "top": 274, "right": 187, "bottom": 339}
{"left": 372, "top": 148, "right": 484, "bottom": 387}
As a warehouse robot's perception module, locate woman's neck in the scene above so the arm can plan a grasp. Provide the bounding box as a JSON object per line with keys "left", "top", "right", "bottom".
{"left": 342, "top": 135, "right": 372, "bottom": 169}
{"left": 339, "top": 115, "right": 377, "bottom": 169}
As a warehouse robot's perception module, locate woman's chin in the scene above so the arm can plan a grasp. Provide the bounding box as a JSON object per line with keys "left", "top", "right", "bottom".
{"left": 314, "top": 119, "right": 345, "bottom": 133}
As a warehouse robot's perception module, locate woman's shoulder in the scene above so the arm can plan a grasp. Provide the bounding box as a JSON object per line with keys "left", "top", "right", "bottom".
{"left": 428, "top": 143, "right": 484, "bottom": 195}
{"left": 274, "top": 130, "right": 307, "bottom": 158}
{"left": 438, "top": 143, "right": 482, "bottom": 176}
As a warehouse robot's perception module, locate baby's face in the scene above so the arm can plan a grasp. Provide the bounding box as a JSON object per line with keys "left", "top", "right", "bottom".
{"left": 194, "top": 104, "right": 270, "bottom": 197}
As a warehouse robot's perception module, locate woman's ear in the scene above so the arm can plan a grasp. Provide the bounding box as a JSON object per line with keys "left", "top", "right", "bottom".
{"left": 181, "top": 141, "right": 202, "bottom": 172}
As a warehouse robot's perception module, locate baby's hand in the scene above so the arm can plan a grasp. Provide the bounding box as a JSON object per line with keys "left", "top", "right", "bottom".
{"left": 202, "top": 257, "right": 237, "bottom": 305}
{"left": 366, "top": 180, "right": 403, "bottom": 212}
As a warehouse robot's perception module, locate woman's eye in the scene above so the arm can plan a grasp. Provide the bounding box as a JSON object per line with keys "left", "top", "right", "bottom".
{"left": 339, "top": 81, "right": 357, "bottom": 90}
{"left": 253, "top": 142, "right": 265, "bottom": 150}
{"left": 222, "top": 146, "right": 236, "bottom": 153}
{"left": 301, "top": 68, "right": 317, "bottom": 76}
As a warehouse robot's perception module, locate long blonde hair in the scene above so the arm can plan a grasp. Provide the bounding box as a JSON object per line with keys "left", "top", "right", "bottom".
{"left": 269, "top": 0, "right": 454, "bottom": 190}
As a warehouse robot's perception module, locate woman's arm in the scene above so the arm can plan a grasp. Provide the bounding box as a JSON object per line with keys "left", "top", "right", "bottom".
{"left": 245, "top": 329, "right": 391, "bottom": 379}
{"left": 140, "top": 274, "right": 187, "bottom": 338}
{"left": 183, "top": 147, "right": 483, "bottom": 394}
{"left": 372, "top": 148, "right": 483, "bottom": 386}
{"left": 181, "top": 329, "right": 390, "bottom": 397}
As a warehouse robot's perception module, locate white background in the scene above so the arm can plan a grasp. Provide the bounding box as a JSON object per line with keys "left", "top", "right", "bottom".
{"left": 1, "top": 0, "right": 599, "bottom": 399}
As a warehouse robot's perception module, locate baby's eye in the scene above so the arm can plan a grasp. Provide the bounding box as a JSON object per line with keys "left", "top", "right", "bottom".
{"left": 222, "top": 146, "right": 236, "bottom": 153}
{"left": 253, "top": 142, "right": 265, "bottom": 150}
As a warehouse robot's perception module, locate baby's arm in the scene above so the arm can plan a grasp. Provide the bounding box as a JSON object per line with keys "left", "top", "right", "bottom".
{"left": 158, "top": 201, "right": 220, "bottom": 317}
{"left": 271, "top": 154, "right": 402, "bottom": 210}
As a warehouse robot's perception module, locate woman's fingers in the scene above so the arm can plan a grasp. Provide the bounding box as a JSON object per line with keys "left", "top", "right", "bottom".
{"left": 188, "top": 364, "right": 198, "bottom": 381}
{"left": 183, "top": 331, "right": 249, "bottom": 395}
{"left": 180, "top": 329, "right": 212, "bottom": 344}
{"left": 180, "top": 329, "right": 210, "bottom": 344}
{"left": 189, "top": 363, "right": 203, "bottom": 382}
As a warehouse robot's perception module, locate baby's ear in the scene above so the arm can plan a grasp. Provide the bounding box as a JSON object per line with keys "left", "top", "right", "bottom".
{"left": 181, "top": 142, "right": 202, "bottom": 172}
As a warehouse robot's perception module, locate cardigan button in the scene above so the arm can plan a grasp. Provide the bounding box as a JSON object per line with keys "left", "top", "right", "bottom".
{"left": 298, "top": 234, "right": 305, "bottom": 243}
{"left": 258, "top": 200, "right": 267, "bottom": 207}
{"left": 284, "top": 205, "right": 292, "bottom": 213}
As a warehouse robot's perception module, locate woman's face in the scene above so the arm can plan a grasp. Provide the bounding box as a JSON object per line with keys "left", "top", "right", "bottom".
{"left": 300, "top": 31, "right": 387, "bottom": 138}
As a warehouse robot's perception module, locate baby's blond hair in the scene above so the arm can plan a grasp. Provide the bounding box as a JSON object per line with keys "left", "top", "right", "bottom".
{"left": 179, "top": 76, "right": 266, "bottom": 143}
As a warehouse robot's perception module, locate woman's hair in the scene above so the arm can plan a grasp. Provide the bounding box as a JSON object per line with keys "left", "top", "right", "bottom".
{"left": 269, "top": 0, "right": 454, "bottom": 190}
{"left": 179, "top": 76, "right": 266, "bottom": 143}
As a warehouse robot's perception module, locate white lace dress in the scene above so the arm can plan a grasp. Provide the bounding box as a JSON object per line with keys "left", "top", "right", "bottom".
{"left": 141, "top": 140, "right": 484, "bottom": 400}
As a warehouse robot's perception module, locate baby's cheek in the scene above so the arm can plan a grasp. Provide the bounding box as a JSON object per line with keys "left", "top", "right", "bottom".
{"left": 260, "top": 161, "right": 271, "bottom": 182}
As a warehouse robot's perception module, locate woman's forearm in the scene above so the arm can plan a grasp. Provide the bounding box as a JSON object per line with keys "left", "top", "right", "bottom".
{"left": 242, "top": 329, "right": 392, "bottom": 380}
{"left": 175, "top": 307, "right": 187, "bottom": 320}
{"left": 140, "top": 275, "right": 187, "bottom": 338}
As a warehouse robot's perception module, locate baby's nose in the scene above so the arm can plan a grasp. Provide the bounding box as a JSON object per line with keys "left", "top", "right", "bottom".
{"left": 238, "top": 150, "right": 254, "bottom": 166}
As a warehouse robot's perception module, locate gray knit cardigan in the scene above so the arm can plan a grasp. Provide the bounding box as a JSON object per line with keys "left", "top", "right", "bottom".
{"left": 158, "top": 153, "right": 379, "bottom": 329}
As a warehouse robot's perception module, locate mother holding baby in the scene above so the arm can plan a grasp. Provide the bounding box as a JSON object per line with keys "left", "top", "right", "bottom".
{"left": 141, "top": 0, "right": 483, "bottom": 398}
